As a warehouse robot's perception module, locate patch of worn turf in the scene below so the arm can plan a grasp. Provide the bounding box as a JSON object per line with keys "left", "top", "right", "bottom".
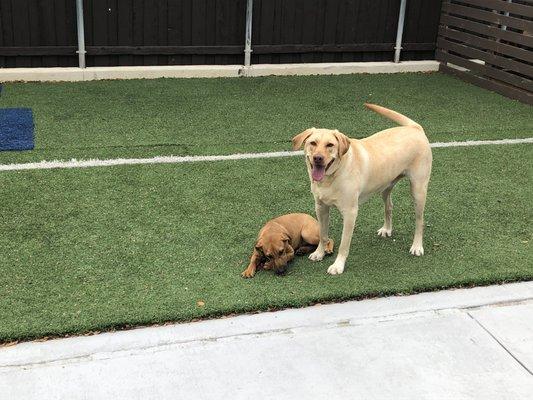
{"left": 1, "top": 144, "right": 531, "bottom": 342}
{"left": 0, "top": 72, "right": 532, "bottom": 165}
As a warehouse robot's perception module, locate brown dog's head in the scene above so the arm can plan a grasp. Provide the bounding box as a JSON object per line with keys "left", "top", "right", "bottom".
{"left": 292, "top": 128, "right": 350, "bottom": 182}
{"left": 255, "top": 232, "right": 291, "bottom": 275}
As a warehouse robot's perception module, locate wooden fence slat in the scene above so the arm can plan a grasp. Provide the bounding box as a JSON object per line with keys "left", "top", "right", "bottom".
{"left": 0, "top": 46, "right": 76, "bottom": 56}
{"left": 438, "top": 26, "right": 533, "bottom": 64}
{"left": 437, "top": 37, "right": 533, "bottom": 78}
{"left": 453, "top": 0, "right": 533, "bottom": 19}
{"left": 436, "top": 50, "right": 533, "bottom": 92}
{"left": 440, "top": 14, "right": 533, "bottom": 48}
{"left": 442, "top": 2, "right": 533, "bottom": 32}
{"left": 254, "top": 42, "right": 435, "bottom": 54}
{"left": 440, "top": 64, "right": 533, "bottom": 104}
{"left": 117, "top": 0, "right": 133, "bottom": 65}
{"left": 437, "top": 37, "right": 533, "bottom": 79}
{"left": 87, "top": 45, "right": 243, "bottom": 55}
{"left": 0, "top": 42, "right": 435, "bottom": 57}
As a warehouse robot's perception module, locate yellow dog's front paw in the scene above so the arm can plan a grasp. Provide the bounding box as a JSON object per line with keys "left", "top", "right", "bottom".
{"left": 377, "top": 227, "right": 392, "bottom": 238}
{"left": 327, "top": 261, "right": 345, "bottom": 275}
{"left": 409, "top": 244, "right": 424, "bottom": 256}
{"left": 309, "top": 249, "right": 325, "bottom": 261}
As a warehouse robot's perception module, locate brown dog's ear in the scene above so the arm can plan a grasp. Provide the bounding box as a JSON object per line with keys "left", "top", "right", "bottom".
{"left": 333, "top": 130, "right": 350, "bottom": 156}
{"left": 292, "top": 128, "right": 315, "bottom": 150}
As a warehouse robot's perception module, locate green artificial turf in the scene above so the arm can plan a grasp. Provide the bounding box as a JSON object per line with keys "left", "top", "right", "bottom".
{"left": 0, "top": 72, "right": 532, "bottom": 165}
{"left": 1, "top": 144, "right": 532, "bottom": 342}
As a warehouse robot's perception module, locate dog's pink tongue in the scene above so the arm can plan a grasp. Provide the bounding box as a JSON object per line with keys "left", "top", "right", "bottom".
{"left": 312, "top": 165, "right": 325, "bottom": 181}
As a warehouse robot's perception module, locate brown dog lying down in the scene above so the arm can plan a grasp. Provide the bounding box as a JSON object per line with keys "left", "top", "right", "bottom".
{"left": 242, "top": 213, "right": 334, "bottom": 278}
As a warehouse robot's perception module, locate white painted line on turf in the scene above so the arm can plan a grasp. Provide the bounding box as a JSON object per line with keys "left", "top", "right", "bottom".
{"left": 0, "top": 137, "right": 532, "bottom": 172}
{"left": 431, "top": 137, "right": 533, "bottom": 148}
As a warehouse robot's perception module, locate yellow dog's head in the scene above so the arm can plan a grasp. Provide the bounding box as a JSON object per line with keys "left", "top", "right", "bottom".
{"left": 292, "top": 128, "right": 351, "bottom": 182}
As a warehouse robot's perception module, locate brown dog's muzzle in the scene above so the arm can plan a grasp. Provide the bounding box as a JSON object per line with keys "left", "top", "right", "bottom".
{"left": 272, "top": 256, "right": 288, "bottom": 275}
{"left": 263, "top": 255, "right": 288, "bottom": 274}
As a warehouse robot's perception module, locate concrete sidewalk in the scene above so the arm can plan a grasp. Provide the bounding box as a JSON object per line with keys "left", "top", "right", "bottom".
{"left": 1, "top": 282, "right": 532, "bottom": 400}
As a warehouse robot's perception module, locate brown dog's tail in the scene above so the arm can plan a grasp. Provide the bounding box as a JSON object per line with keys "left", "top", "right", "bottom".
{"left": 364, "top": 103, "right": 422, "bottom": 130}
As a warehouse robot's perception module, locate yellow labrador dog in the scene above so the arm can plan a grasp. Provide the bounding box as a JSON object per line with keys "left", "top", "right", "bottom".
{"left": 292, "top": 103, "right": 432, "bottom": 275}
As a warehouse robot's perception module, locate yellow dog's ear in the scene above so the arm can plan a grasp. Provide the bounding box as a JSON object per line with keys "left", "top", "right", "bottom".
{"left": 292, "top": 128, "right": 315, "bottom": 150}
{"left": 333, "top": 130, "right": 350, "bottom": 156}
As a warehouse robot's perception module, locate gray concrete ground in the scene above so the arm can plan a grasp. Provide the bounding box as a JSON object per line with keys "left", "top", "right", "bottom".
{"left": 1, "top": 281, "right": 532, "bottom": 400}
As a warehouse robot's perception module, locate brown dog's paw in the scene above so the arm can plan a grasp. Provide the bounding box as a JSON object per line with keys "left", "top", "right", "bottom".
{"left": 241, "top": 268, "right": 256, "bottom": 278}
{"left": 325, "top": 238, "right": 334, "bottom": 254}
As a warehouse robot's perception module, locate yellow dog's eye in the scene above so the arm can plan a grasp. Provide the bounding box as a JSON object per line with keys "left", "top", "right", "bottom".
{"left": 309, "top": 141, "right": 317, "bottom": 146}
{"left": 326, "top": 143, "right": 334, "bottom": 147}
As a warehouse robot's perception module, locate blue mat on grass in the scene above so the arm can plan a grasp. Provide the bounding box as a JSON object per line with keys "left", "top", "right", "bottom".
{"left": 0, "top": 108, "right": 34, "bottom": 151}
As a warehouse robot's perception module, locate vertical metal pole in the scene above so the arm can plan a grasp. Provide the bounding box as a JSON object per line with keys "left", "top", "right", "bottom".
{"left": 394, "top": 0, "right": 407, "bottom": 63}
{"left": 76, "top": 0, "right": 87, "bottom": 68}
{"left": 244, "top": 0, "right": 253, "bottom": 67}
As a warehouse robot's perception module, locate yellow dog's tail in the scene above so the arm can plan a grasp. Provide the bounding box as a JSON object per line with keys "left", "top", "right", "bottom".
{"left": 364, "top": 103, "right": 422, "bottom": 130}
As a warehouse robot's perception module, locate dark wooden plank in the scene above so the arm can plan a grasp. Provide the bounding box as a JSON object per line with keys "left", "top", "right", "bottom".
{"left": 343, "top": 0, "right": 359, "bottom": 62}
{"left": 254, "top": 0, "right": 274, "bottom": 64}
{"left": 116, "top": 0, "right": 133, "bottom": 65}
{"left": 142, "top": 0, "right": 159, "bottom": 65}
{"left": 442, "top": 2, "right": 533, "bottom": 32}
{"left": 271, "top": 0, "right": 283, "bottom": 64}
{"left": 279, "top": 0, "right": 297, "bottom": 63}
{"left": 91, "top": 0, "right": 110, "bottom": 66}
{"left": 0, "top": 46, "right": 76, "bottom": 56}
{"left": 300, "top": 0, "right": 318, "bottom": 63}
{"left": 383, "top": 0, "right": 400, "bottom": 60}
{"left": 54, "top": 0, "right": 77, "bottom": 63}
{"left": 405, "top": 0, "right": 425, "bottom": 61}
{"left": 157, "top": 0, "right": 168, "bottom": 65}
{"left": 28, "top": 0, "right": 42, "bottom": 67}
{"left": 85, "top": 45, "right": 243, "bottom": 55}
{"left": 214, "top": 0, "right": 225, "bottom": 64}
{"left": 375, "top": 0, "right": 391, "bottom": 62}
{"left": 233, "top": 0, "right": 247, "bottom": 65}
{"left": 0, "top": 0, "right": 4, "bottom": 66}
{"left": 191, "top": 0, "right": 207, "bottom": 65}
{"left": 437, "top": 37, "right": 533, "bottom": 78}
{"left": 83, "top": 0, "right": 94, "bottom": 66}
{"left": 75, "top": 42, "right": 433, "bottom": 56}
{"left": 331, "top": 0, "right": 345, "bottom": 63}
{"left": 454, "top": 0, "right": 533, "bottom": 18}
{"left": 440, "top": 63, "right": 533, "bottom": 104}
{"left": 1, "top": 0, "right": 15, "bottom": 67}
{"left": 167, "top": 0, "right": 180, "bottom": 65}
{"left": 407, "top": 0, "right": 441, "bottom": 61}
{"left": 320, "top": 0, "right": 339, "bottom": 63}
{"left": 440, "top": 14, "right": 533, "bottom": 48}
{"left": 11, "top": 0, "right": 32, "bottom": 67}
{"left": 203, "top": 0, "right": 216, "bottom": 65}
{"left": 0, "top": 0, "right": 13, "bottom": 46}
{"left": 438, "top": 26, "right": 533, "bottom": 63}
{"left": 0, "top": 42, "right": 435, "bottom": 59}
{"left": 180, "top": 0, "right": 192, "bottom": 65}
{"left": 131, "top": 0, "right": 144, "bottom": 66}
{"left": 39, "top": 0, "right": 59, "bottom": 67}
{"left": 107, "top": 0, "right": 119, "bottom": 66}
{"left": 314, "top": 0, "right": 327, "bottom": 62}
{"left": 436, "top": 50, "right": 533, "bottom": 92}
{"left": 59, "top": 0, "right": 78, "bottom": 66}
{"left": 253, "top": 42, "right": 434, "bottom": 54}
